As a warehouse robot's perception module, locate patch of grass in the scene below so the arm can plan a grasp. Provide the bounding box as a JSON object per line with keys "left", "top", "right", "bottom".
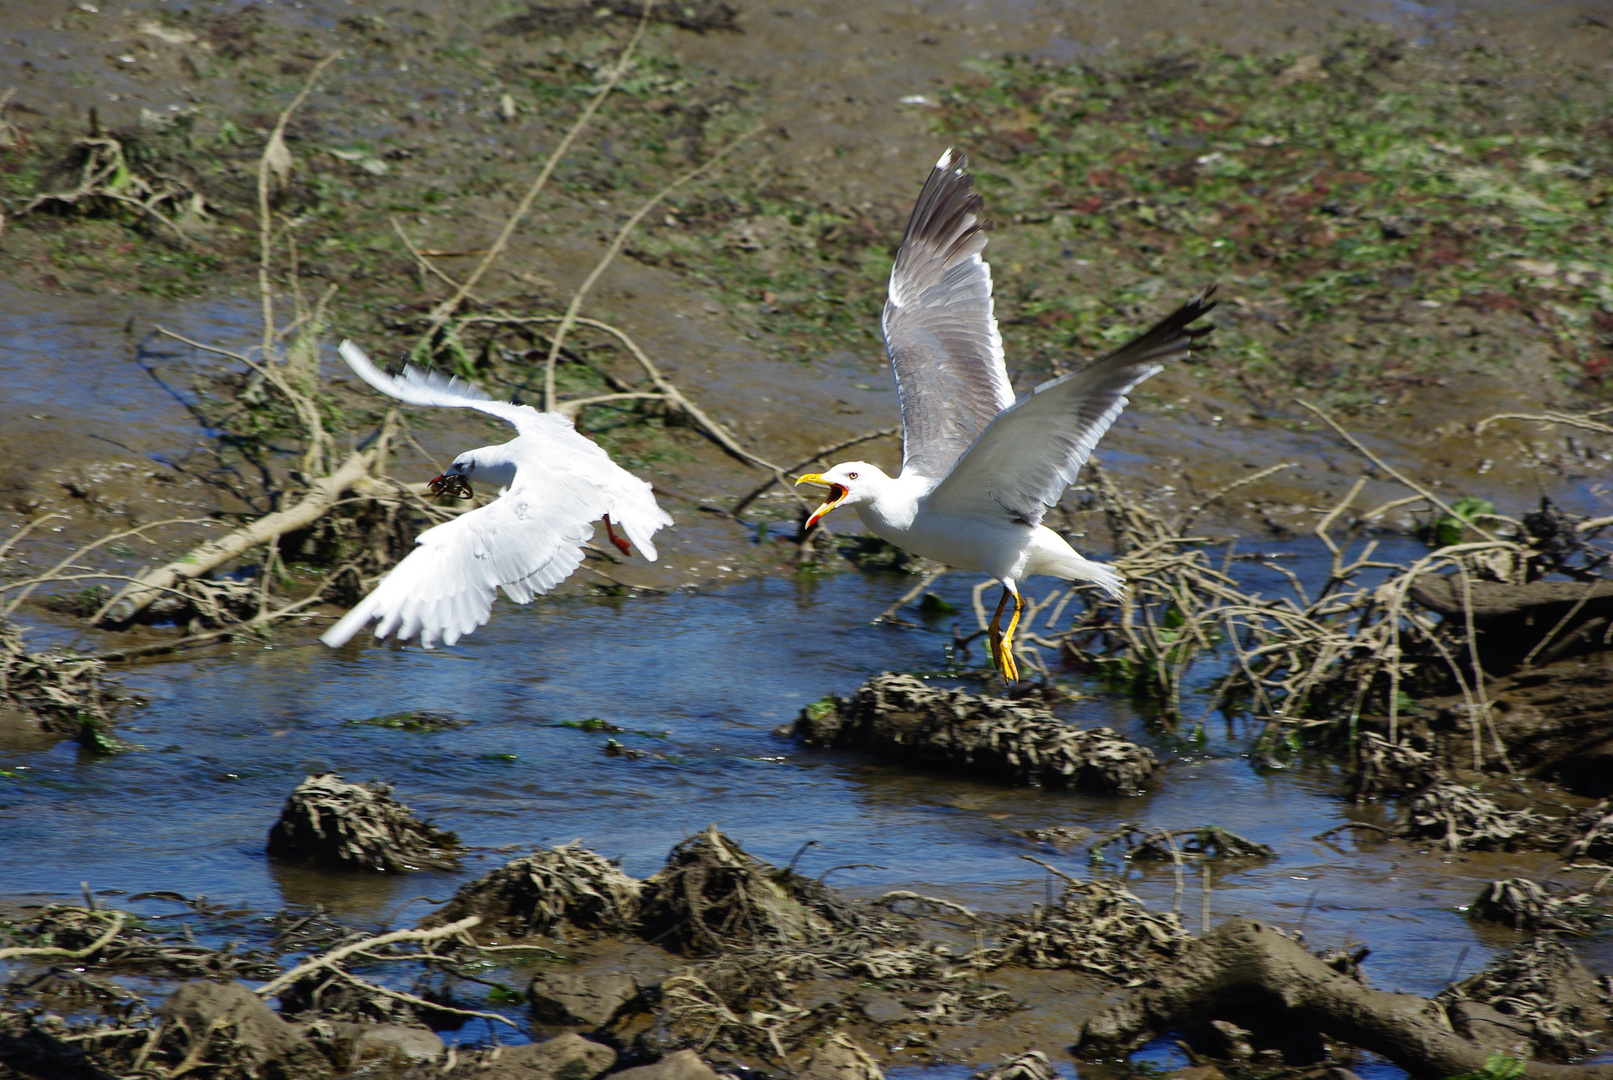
{"left": 918, "top": 36, "right": 1613, "bottom": 407}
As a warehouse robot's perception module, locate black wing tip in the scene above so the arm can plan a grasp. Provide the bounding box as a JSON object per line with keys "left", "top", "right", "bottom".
{"left": 901, "top": 147, "right": 987, "bottom": 253}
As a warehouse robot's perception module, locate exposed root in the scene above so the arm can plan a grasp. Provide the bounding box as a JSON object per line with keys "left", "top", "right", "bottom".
{"left": 0, "top": 905, "right": 277, "bottom": 980}
{"left": 1077, "top": 918, "right": 1613, "bottom": 1079}
{"left": 424, "top": 843, "right": 643, "bottom": 939}
{"left": 265, "top": 772, "right": 460, "bottom": 872}
{"left": 797, "top": 673, "right": 1159, "bottom": 794}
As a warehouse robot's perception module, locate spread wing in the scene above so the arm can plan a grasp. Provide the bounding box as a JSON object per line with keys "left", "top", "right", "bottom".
{"left": 881, "top": 150, "right": 1014, "bottom": 481}
{"left": 320, "top": 468, "right": 605, "bottom": 649}
{"left": 927, "top": 287, "right": 1218, "bottom": 527}
{"left": 337, "top": 339, "right": 546, "bottom": 436}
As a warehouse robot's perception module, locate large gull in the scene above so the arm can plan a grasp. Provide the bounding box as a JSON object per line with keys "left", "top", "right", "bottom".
{"left": 796, "top": 150, "right": 1216, "bottom": 682}
{"left": 321, "top": 340, "right": 672, "bottom": 649}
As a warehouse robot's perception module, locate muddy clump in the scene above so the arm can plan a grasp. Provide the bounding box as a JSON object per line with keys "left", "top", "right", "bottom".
{"left": 1091, "top": 824, "right": 1276, "bottom": 862}
{"left": 984, "top": 878, "right": 1188, "bottom": 979}
{"left": 1564, "top": 801, "right": 1613, "bottom": 859}
{"left": 1436, "top": 938, "right": 1610, "bottom": 1059}
{"left": 1395, "top": 781, "right": 1543, "bottom": 852}
{"left": 1469, "top": 878, "right": 1608, "bottom": 936}
{"left": 495, "top": 0, "right": 740, "bottom": 34}
{"left": 0, "top": 621, "right": 121, "bottom": 742}
{"left": 1352, "top": 732, "right": 1443, "bottom": 799}
{"left": 797, "top": 674, "right": 1159, "bottom": 794}
{"left": 638, "top": 825, "right": 859, "bottom": 955}
{"left": 424, "top": 843, "right": 642, "bottom": 940}
{"left": 266, "top": 773, "right": 459, "bottom": 873}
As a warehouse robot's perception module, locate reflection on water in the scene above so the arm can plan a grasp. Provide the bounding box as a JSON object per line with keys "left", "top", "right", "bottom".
{"left": 0, "top": 535, "right": 1573, "bottom": 1027}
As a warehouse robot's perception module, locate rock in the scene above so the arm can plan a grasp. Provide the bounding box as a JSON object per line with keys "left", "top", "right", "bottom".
{"left": 1447, "top": 1000, "right": 1535, "bottom": 1059}
{"left": 448, "top": 1032, "right": 616, "bottom": 1080}
{"left": 801, "top": 1034, "right": 883, "bottom": 1080}
{"left": 796, "top": 673, "right": 1159, "bottom": 793}
{"left": 606, "top": 1049, "right": 723, "bottom": 1080}
{"left": 529, "top": 971, "right": 640, "bottom": 1028}
{"left": 266, "top": 772, "right": 458, "bottom": 872}
{"left": 0, "top": 1008, "right": 113, "bottom": 1080}
{"left": 860, "top": 993, "right": 909, "bottom": 1025}
{"left": 157, "top": 980, "right": 330, "bottom": 1079}
{"left": 324, "top": 1022, "right": 443, "bottom": 1068}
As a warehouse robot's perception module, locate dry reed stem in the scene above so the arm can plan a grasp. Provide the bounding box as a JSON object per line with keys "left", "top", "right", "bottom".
{"left": 541, "top": 122, "right": 763, "bottom": 411}
{"left": 254, "top": 914, "right": 482, "bottom": 998}
{"left": 417, "top": 2, "right": 654, "bottom": 345}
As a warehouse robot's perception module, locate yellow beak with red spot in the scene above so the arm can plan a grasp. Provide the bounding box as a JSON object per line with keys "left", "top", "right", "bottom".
{"left": 795, "top": 473, "right": 848, "bottom": 529}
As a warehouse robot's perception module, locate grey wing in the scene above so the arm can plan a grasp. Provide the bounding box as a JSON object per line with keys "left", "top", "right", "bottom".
{"left": 927, "top": 287, "right": 1218, "bottom": 526}
{"left": 337, "top": 339, "right": 548, "bottom": 436}
{"left": 881, "top": 150, "right": 1015, "bottom": 481}
{"left": 319, "top": 470, "right": 604, "bottom": 650}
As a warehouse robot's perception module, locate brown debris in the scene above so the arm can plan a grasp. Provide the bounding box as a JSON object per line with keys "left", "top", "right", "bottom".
{"left": 797, "top": 673, "right": 1159, "bottom": 794}
{"left": 1091, "top": 824, "right": 1276, "bottom": 862}
{"left": 971, "top": 1051, "right": 1061, "bottom": 1080}
{"left": 1564, "top": 800, "right": 1613, "bottom": 859}
{"left": 1435, "top": 937, "right": 1610, "bottom": 1059}
{"left": 424, "top": 843, "right": 642, "bottom": 939}
{"left": 265, "top": 773, "right": 459, "bottom": 872}
{"left": 638, "top": 825, "right": 858, "bottom": 955}
{"left": 984, "top": 878, "right": 1188, "bottom": 979}
{"left": 0, "top": 621, "right": 120, "bottom": 740}
{"left": 1468, "top": 878, "right": 1607, "bottom": 936}
{"left": 1396, "top": 781, "right": 1543, "bottom": 852}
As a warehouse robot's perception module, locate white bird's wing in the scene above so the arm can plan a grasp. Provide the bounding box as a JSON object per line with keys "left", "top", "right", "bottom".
{"left": 320, "top": 468, "right": 605, "bottom": 649}
{"left": 926, "top": 288, "right": 1217, "bottom": 528}
{"left": 337, "top": 339, "right": 546, "bottom": 436}
{"left": 881, "top": 150, "right": 1015, "bottom": 481}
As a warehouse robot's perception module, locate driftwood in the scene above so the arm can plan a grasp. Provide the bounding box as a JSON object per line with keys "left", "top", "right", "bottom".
{"left": 97, "top": 444, "right": 384, "bottom": 624}
{"left": 1076, "top": 919, "right": 1613, "bottom": 1080}
{"left": 1409, "top": 576, "right": 1613, "bottom": 671}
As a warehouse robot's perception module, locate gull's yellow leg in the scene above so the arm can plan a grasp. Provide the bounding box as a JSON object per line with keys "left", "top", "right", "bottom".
{"left": 995, "top": 581, "right": 1024, "bottom": 683}
{"left": 987, "top": 587, "right": 1011, "bottom": 675}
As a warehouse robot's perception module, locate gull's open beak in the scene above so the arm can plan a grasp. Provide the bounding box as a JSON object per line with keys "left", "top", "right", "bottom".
{"left": 795, "top": 473, "right": 848, "bottom": 529}
{"left": 428, "top": 473, "right": 474, "bottom": 499}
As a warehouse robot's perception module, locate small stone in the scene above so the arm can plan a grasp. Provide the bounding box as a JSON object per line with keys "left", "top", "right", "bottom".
{"left": 607, "top": 1049, "right": 723, "bottom": 1080}
{"left": 529, "top": 971, "right": 639, "bottom": 1028}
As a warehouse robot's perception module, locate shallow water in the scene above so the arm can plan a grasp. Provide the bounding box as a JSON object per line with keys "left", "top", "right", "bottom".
{"left": 1, "top": 538, "right": 1585, "bottom": 1032}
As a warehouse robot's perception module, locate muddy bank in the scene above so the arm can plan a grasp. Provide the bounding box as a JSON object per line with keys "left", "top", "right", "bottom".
{"left": 5, "top": 826, "right": 1610, "bottom": 1079}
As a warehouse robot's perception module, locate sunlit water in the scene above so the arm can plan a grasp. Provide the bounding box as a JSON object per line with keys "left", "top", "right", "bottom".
{"left": 5, "top": 537, "right": 1591, "bottom": 1065}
